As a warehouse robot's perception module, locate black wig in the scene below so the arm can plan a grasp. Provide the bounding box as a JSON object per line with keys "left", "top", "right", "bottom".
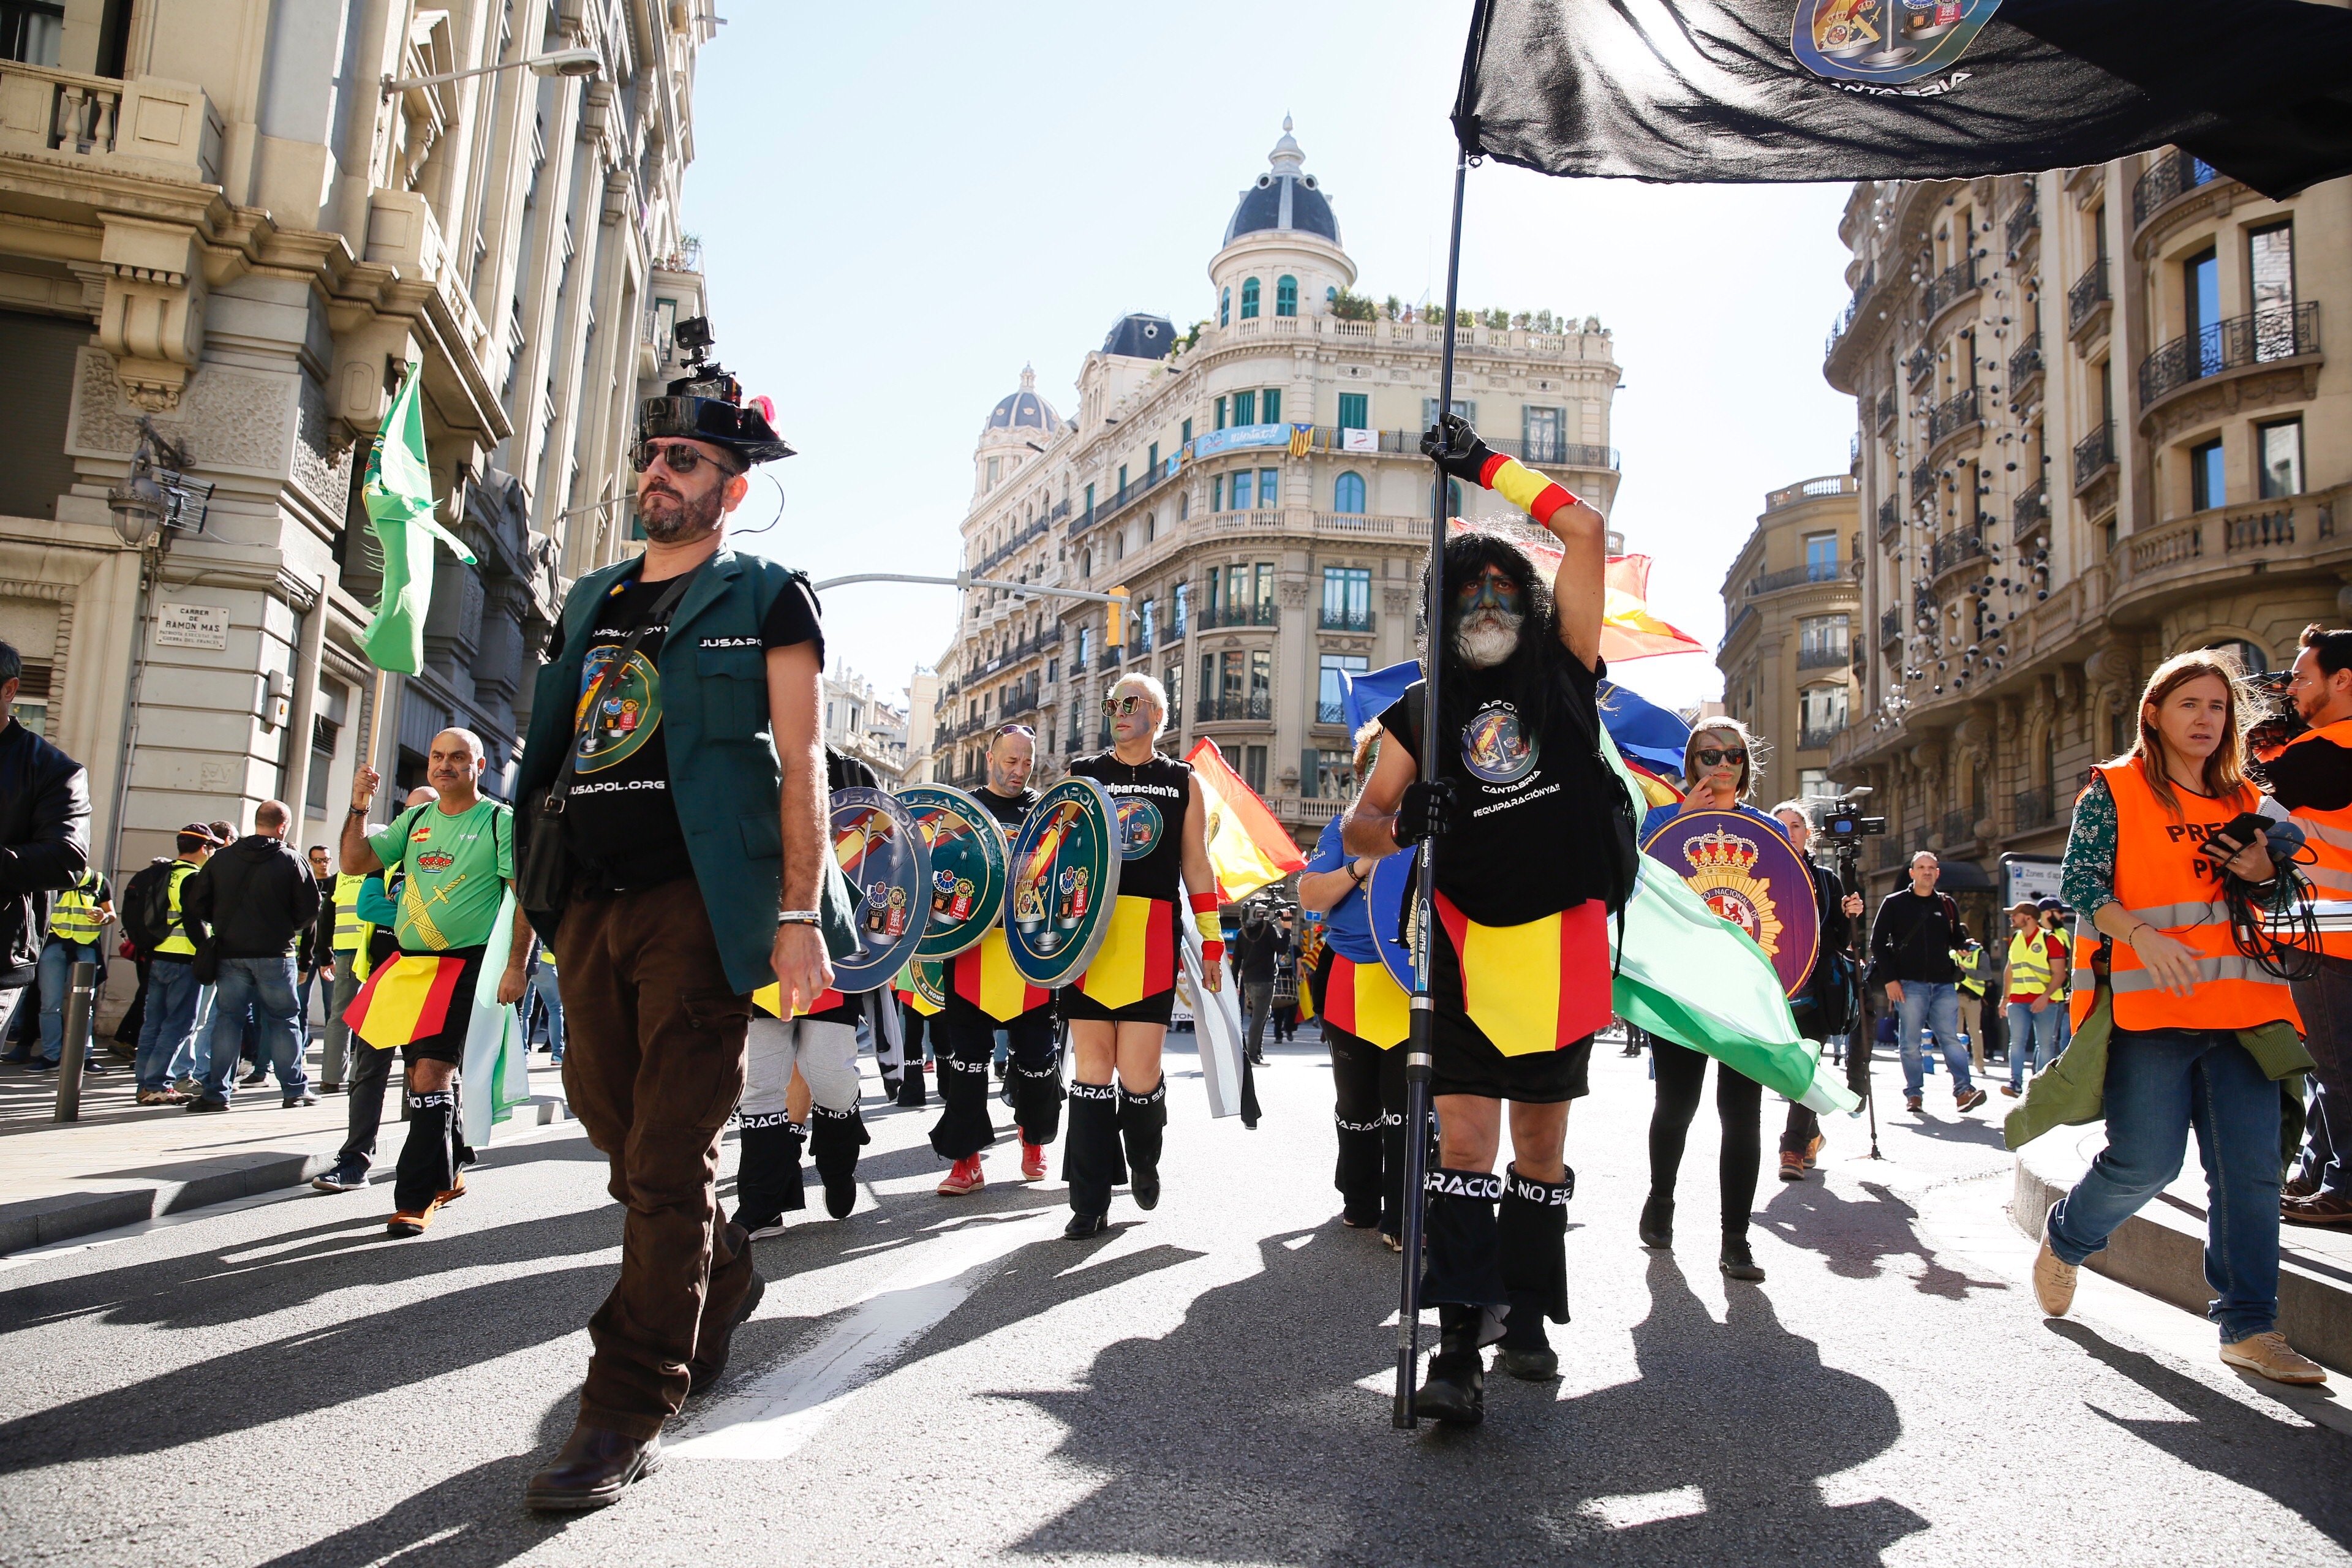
{"left": 1426, "top": 529, "right": 1560, "bottom": 742}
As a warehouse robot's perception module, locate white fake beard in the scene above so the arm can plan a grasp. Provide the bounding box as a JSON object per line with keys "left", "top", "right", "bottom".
{"left": 1454, "top": 609, "right": 1523, "bottom": 669}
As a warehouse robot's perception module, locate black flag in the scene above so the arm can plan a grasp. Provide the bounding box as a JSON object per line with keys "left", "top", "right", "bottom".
{"left": 1453, "top": 0, "right": 2352, "bottom": 198}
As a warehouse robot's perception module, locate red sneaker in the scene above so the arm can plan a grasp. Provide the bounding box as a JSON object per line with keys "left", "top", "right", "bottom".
{"left": 1020, "top": 1140, "right": 1048, "bottom": 1182}
{"left": 937, "top": 1155, "right": 985, "bottom": 1197}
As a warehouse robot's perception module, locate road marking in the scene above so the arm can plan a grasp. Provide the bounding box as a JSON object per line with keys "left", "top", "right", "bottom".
{"left": 667, "top": 1207, "right": 1065, "bottom": 1461}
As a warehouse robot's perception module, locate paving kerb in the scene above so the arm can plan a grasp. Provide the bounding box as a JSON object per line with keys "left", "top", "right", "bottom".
{"left": 2011, "top": 1126, "right": 2352, "bottom": 1370}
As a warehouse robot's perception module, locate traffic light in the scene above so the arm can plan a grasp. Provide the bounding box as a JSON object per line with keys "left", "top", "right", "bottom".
{"left": 1106, "top": 584, "right": 1127, "bottom": 647}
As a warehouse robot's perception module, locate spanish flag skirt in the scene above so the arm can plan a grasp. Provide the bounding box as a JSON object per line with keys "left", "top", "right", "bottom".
{"left": 1425, "top": 893, "right": 1611, "bottom": 1102}
{"left": 344, "top": 946, "right": 484, "bottom": 1062}
{"left": 946, "top": 927, "right": 1054, "bottom": 1026}
{"left": 1310, "top": 945, "right": 1410, "bottom": 1050}
{"left": 1060, "top": 895, "right": 1180, "bottom": 1027}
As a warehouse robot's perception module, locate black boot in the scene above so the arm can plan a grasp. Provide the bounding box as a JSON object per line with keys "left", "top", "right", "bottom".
{"left": 928, "top": 1054, "right": 994, "bottom": 1161}
{"left": 734, "top": 1117, "right": 797, "bottom": 1235}
{"left": 897, "top": 1060, "right": 929, "bottom": 1107}
{"left": 809, "top": 1104, "right": 869, "bottom": 1219}
{"left": 1062, "top": 1082, "right": 1125, "bottom": 1232}
{"left": 1417, "top": 1304, "right": 1488, "bottom": 1426}
{"left": 1638, "top": 1191, "right": 1675, "bottom": 1250}
{"left": 1334, "top": 1111, "right": 1385, "bottom": 1229}
{"left": 1720, "top": 1228, "right": 1766, "bottom": 1282}
{"left": 1011, "top": 1060, "right": 1065, "bottom": 1148}
{"left": 778, "top": 1123, "right": 807, "bottom": 1211}
{"left": 390, "top": 1090, "right": 455, "bottom": 1231}
{"left": 1117, "top": 1080, "right": 1167, "bottom": 1210}
{"left": 1496, "top": 1164, "right": 1574, "bottom": 1380}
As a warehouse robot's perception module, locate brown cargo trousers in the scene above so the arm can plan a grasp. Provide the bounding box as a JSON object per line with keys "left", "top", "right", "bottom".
{"left": 554, "top": 877, "right": 757, "bottom": 1440}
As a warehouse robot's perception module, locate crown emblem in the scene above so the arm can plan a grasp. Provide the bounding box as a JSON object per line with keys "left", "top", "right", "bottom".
{"left": 1683, "top": 829, "right": 1762, "bottom": 876}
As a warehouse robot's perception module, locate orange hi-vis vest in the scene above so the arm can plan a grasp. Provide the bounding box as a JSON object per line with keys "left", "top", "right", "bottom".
{"left": 2068, "top": 760, "right": 2301, "bottom": 1035}
{"left": 2277, "top": 717, "right": 2352, "bottom": 959}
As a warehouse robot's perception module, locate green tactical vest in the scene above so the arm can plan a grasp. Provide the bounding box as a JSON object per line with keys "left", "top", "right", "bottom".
{"left": 518, "top": 548, "right": 804, "bottom": 997}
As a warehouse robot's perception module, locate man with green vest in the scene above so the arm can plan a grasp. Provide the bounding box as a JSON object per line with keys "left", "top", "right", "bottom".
{"left": 35, "top": 865, "right": 111, "bottom": 1072}
{"left": 130, "top": 824, "right": 221, "bottom": 1104}
{"left": 516, "top": 332, "right": 829, "bottom": 1512}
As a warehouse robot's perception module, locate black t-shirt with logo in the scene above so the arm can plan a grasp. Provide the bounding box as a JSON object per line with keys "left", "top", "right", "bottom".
{"left": 1067, "top": 750, "right": 1193, "bottom": 903}
{"left": 1379, "top": 644, "right": 1613, "bottom": 928}
{"left": 558, "top": 567, "right": 823, "bottom": 892}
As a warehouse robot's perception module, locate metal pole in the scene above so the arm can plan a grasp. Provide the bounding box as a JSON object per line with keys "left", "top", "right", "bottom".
{"left": 53, "top": 960, "right": 97, "bottom": 1122}
{"left": 1394, "top": 142, "right": 1471, "bottom": 1431}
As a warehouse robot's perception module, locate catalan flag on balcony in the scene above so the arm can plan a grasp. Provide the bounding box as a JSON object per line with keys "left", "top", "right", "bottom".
{"left": 1288, "top": 423, "right": 1314, "bottom": 458}
{"left": 1184, "top": 739, "right": 1306, "bottom": 902}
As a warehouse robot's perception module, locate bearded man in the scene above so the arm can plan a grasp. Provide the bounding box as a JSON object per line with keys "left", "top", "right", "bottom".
{"left": 1345, "top": 413, "right": 1613, "bottom": 1425}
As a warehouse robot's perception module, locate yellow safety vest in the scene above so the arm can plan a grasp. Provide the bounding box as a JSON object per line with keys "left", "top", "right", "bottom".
{"left": 2006, "top": 929, "right": 2059, "bottom": 998}
{"left": 47, "top": 872, "right": 104, "bottom": 943}
{"left": 332, "top": 872, "right": 369, "bottom": 952}
{"left": 154, "top": 861, "right": 200, "bottom": 957}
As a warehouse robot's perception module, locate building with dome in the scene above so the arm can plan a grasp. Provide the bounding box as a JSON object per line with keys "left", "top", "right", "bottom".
{"left": 930, "top": 121, "right": 1624, "bottom": 842}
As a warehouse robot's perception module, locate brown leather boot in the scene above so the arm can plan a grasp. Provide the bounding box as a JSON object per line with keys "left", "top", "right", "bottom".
{"left": 524, "top": 1423, "right": 663, "bottom": 1512}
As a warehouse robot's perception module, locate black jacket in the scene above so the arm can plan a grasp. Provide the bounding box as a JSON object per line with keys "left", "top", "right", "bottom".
{"left": 1869, "top": 886, "right": 1962, "bottom": 985}
{"left": 184, "top": 836, "right": 320, "bottom": 960}
{"left": 1235, "top": 919, "right": 1281, "bottom": 984}
{"left": 302, "top": 875, "right": 337, "bottom": 970}
{"left": 0, "top": 716, "right": 91, "bottom": 985}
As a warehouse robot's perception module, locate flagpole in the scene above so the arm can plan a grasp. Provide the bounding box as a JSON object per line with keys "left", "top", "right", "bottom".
{"left": 1393, "top": 137, "right": 1471, "bottom": 1431}
{"left": 363, "top": 666, "right": 390, "bottom": 801}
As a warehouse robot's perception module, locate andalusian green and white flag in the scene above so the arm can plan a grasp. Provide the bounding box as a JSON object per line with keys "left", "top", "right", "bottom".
{"left": 1599, "top": 727, "right": 1860, "bottom": 1116}
{"left": 358, "top": 360, "right": 475, "bottom": 674}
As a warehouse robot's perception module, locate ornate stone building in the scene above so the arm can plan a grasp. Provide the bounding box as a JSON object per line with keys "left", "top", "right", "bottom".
{"left": 932, "top": 121, "right": 1624, "bottom": 845}
{"left": 1716, "top": 473, "right": 1862, "bottom": 808}
{"left": 1823, "top": 153, "right": 2349, "bottom": 908}
{"left": 0, "top": 1, "right": 716, "bottom": 899}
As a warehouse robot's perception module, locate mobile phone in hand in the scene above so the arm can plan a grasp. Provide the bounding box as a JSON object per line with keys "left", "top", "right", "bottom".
{"left": 2201, "top": 810, "right": 2272, "bottom": 861}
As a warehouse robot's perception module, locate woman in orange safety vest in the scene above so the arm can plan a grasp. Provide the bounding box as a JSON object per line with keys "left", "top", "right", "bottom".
{"left": 2030, "top": 649, "right": 2325, "bottom": 1387}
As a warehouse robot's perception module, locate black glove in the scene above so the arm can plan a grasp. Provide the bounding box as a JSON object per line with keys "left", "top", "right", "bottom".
{"left": 1395, "top": 779, "right": 1456, "bottom": 846}
{"left": 1420, "top": 413, "right": 1494, "bottom": 485}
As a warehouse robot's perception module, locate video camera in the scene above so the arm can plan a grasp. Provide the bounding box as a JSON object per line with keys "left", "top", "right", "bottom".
{"left": 2245, "top": 668, "right": 2307, "bottom": 771}
{"left": 1817, "top": 789, "right": 1887, "bottom": 855}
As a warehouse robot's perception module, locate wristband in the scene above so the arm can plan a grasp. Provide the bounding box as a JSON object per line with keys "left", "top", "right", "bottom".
{"left": 1200, "top": 940, "right": 1223, "bottom": 967}
{"left": 1478, "top": 453, "right": 1580, "bottom": 527}
{"left": 1190, "top": 891, "right": 1221, "bottom": 940}
{"left": 778, "top": 910, "right": 822, "bottom": 927}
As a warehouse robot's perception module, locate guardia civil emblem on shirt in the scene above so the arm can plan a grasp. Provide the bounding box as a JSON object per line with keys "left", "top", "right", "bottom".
{"left": 573, "top": 646, "right": 660, "bottom": 772}
{"left": 1460, "top": 701, "right": 1537, "bottom": 785}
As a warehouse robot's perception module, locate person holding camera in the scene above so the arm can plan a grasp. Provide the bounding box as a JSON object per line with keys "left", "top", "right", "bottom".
{"left": 2031, "top": 650, "right": 2323, "bottom": 1385}
{"left": 1870, "top": 853, "right": 1989, "bottom": 1115}
{"left": 2267, "top": 624, "right": 2352, "bottom": 1225}
{"left": 1772, "top": 800, "right": 1864, "bottom": 1181}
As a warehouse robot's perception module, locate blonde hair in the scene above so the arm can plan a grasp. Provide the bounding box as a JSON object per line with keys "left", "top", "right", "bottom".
{"left": 2119, "top": 648, "right": 2257, "bottom": 819}
{"left": 1107, "top": 671, "right": 1170, "bottom": 741}
{"left": 1352, "top": 720, "right": 1383, "bottom": 775}
{"left": 1684, "top": 719, "right": 1765, "bottom": 801}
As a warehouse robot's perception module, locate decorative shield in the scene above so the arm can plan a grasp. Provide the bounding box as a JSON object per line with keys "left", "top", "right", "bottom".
{"left": 896, "top": 959, "right": 947, "bottom": 1014}
{"left": 828, "top": 786, "right": 931, "bottom": 993}
{"left": 1366, "top": 845, "right": 1420, "bottom": 997}
{"left": 1642, "top": 809, "right": 1822, "bottom": 999}
{"left": 898, "top": 784, "right": 1008, "bottom": 961}
{"left": 1004, "top": 777, "right": 1122, "bottom": 990}
{"left": 1790, "top": 0, "right": 2002, "bottom": 87}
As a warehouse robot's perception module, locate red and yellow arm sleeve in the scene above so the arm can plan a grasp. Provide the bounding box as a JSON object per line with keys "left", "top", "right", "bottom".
{"left": 1474, "top": 453, "right": 1581, "bottom": 527}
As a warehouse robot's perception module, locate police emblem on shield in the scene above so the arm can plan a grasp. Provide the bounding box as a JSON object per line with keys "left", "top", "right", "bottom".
{"left": 1792, "top": 0, "right": 2002, "bottom": 85}
{"left": 1005, "top": 777, "right": 1122, "bottom": 990}
{"left": 898, "top": 784, "right": 1009, "bottom": 962}
{"left": 1642, "top": 810, "right": 1822, "bottom": 1000}
{"left": 827, "top": 786, "right": 931, "bottom": 993}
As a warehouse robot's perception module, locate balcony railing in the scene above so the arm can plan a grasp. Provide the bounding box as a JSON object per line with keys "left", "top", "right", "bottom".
{"left": 1875, "top": 390, "right": 1896, "bottom": 432}
{"left": 2073, "top": 422, "right": 2117, "bottom": 490}
{"left": 1905, "top": 344, "right": 1934, "bottom": 386}
{"left": 1318, "top": 606, "right": 1376, "bottom": 633}
{"left": 1824, "top": 263, "right": 1876, "bottom": 361}
{"left": 1200, "top": 602, "right": 1279, "bottom": 630}
{"left": 1880, "top": 607, "right": 1902, "bottom": 647}
{"left": 1796, "top": 644, "right": 1850, "bottom": 671}
{"left": 1931, "top": 528, "right": 1986, "bottom": 577}
{"left": 1923, "top": 257, "right": 1980, "bottom": 322}
{"left": 2005, "top": 195, "right": 2039, "bottom": 250}
{"left": 1911, "top": 460, "right": 1933, "bottom": 503}
{"left": 2132, "top": 150, "right": 2220, "bottom": 229}
{"left": 2013, "top": 479, "right": 2049, "bottom": 538}
{"left": 2014, "top": 785, "right": 2059, "bottom": 832}
{"left": 1195, "top": 695, "right": 1273, "bottom": 723}
{"left": 1942, "top": 809, "right": 1977, "bottom": 845}
{"left": 1876, "top": 495, "right": 1899, "bottom": 541}
{"left": 2138, "top": 303, "right": 2321, "bottom": 409}
{"left": 1749, "top": 561, "right": 1844, "bottom": 596}
{"left": 1928, "top": 386, "right": 1981, "bottom": 449}
{"left": 2068, "top": 259, "right": 2109, "bottom": 336}
{"left": 2008, "top": 332, "right": 2044, "bottom": 390}
{"left": 1315, "top": 699, "right": 1348, "bottom": 726}
{"left": 1798, "top": 722, "right": 1848, "bottom": 751}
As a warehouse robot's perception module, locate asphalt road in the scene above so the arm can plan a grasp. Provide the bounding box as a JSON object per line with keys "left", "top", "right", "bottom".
{"left": 2, "top": 1032, "right": 2348, "bottom": 1567}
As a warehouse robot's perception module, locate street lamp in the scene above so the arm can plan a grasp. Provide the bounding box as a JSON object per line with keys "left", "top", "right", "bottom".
{"left": 382, "top": 45, "right": 601, "bottom": 98}
{"left": 107, "top": 418, "right": 195, "bottom": 548}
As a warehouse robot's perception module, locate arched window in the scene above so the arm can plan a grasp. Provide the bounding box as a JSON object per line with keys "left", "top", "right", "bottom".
{"left": 2204, "top": 638, "right": 2267, "bottom": 674}
{"left": 1219, "top": 286, "right": 1230, "bottom": 327}
{"left": 1325, "top": 285, "right": 1338, "bottom": 307}
{"left": 1333, "top": 471, "right": 1366, "bottom": 514}
{"left": 1240, "top": 278, "right": 1260, "bottom": 320}
{"left": 1276, "top": 276, "right": 1297, "bottom": 317}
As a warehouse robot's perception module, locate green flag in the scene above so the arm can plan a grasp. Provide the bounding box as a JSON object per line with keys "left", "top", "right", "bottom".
{"left": 358, "top": 360, "right": 476, "bottom": 674}
{"left": 1600, "top": 727, "right": 1860, "bottom": 1116}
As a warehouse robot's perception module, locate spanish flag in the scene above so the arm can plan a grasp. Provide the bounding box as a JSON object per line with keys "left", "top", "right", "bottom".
{"left": 1319, "top": 952, "right": 1409, "bottom": 1048}
{"left": 344, "top": 952, "right": 469, "bottom": 1050}
{"left": 1183, "top": 739, "right": 1305, "bottom": 902}
{"left": 1074, "top": 895, "right": 1177, "bottom": 1009}
{"left": 1434, "top": 892, "right": 1613, "bottom": 1056}
{"left": 1445, "top": 521, "right": 1704, "bottom": 662}
{"left": 950, "top": 930, "right": 1050, "bottom": 1020}
{"left": 753, "top": 982, "right": 845, "bottom": 1020}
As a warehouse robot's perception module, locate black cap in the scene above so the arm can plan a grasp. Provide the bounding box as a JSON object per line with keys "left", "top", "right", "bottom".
{"left": 637, "top": 318, "right": 794, "bottom": 466}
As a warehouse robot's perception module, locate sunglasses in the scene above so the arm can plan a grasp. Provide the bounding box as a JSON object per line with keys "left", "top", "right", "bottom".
{"left": 1693, "top": 747, "right": 1748, "bottom": 768}
{"left": 994, "top": 723, "right": 1036, "bottom": 739}
{"left": 1102, "top": 694, "right": 1152, "bottom": 717}
{"left": 630, "top": 440, "right": 740, "bottom": 477}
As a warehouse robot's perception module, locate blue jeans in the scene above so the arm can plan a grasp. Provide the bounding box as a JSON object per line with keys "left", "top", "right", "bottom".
{"left": 36, "top": 938, "right": 102, "bottom": 1064}
{"left": 529, "top": 962, "right": 565, "bottom": 1061}
{"left": 2046, "top": 1027, "right": 2283, "bottom": 1343}
{"left": 1897, "top": 981, "right": 1974, "bottom": 1096}
{"left": 2007, "top": 1000, "right": 2062, "bottom": 1090}
{"left": 198, "top": 957, "right": 306, "bottom": 1102}
{"left": 135, "top": 960, "right": 203, "bottom": 1092}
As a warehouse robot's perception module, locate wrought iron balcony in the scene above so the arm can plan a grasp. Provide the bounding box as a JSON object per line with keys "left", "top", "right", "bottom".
{"left": 2005, "top": 195, "right": 2039, "bottom": 250}
{"left": 2138, "top": 303, "right": 2321, "bottom": 410}
{"left": 1880, "top": 607, "right": 1902, "bottom": 647}
{"left": 1931, "top": 528, "right": 1986, "bottom": 578}
{"left": 2067, "top": 259, "right": 2109, "bottom": 336}
{"left": 1798, "top": 722, "right": 1848, "bottom": 751}
{"left": 1200, "top": 602, "right": 1279, "bottom": 630}
{"left": 1929, "top": 387, "right": 1981, "bottom": 450}
{"left": 1315, "top": 699, "right": 1348, "bottom": 726}
{"left": 1905, "top": 344, "right": 1934, "bottom": 386}
{"left": 2132, "top": 149, "right": 2219, "bottom": 229}
{"left": 1942, "top": 809, "right": 1976, "bottom": 845}
{"left": 1910, "top": 460, "right": 1933, "bottom": 503}
{"left": 1875, "top": 390, "right": 1896, "bottom": 432}
{"left": 1317, "top": 606, "right": 1376, "bottom": 633}
{"left": 1194, "top": 695, "right": 1273, "bottom": 723}
{"left": 2073, "top": 422, "right": 2116, "bottom": 491}
{"left": 2008, "top": 332, "right": 2044, "bottom": 391}
{"left": 2014, "top": 785, "right": 2058, "bottom": 832}
{"left": 2013, "top": 478, "right": 2049, "bottom": 538}
{"left": 1749, "top": 561, "right": 1845, "bottom": 596}
{"left": 1877, "top": 495, "right": 1899, "bottom": 541}
{"left": 1923, "top": 257, "right": 1979, "bottom": 322}
{"left": 1796, "top": 643, "right": 1850, "bottom": 671}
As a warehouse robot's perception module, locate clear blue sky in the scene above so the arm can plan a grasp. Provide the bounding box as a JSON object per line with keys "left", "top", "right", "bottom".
{"left": 685, "top": 1, "right": 1860, "bottom": 715}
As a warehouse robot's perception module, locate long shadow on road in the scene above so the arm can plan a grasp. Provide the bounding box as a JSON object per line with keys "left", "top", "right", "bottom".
{"left": 1001, "top": 1232, "right": 1928, "bottom": 1566}
{"left": 1759, "top": 1178, "right": 2010, "bottom": 1300}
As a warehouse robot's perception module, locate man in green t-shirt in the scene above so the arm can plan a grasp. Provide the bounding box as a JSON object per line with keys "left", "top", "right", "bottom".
{"left": 340, "top": 728, "right": 532, "bottom": 1237}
